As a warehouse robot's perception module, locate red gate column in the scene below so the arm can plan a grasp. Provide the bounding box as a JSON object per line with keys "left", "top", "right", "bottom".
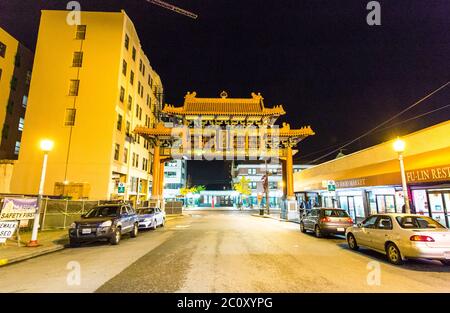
{"left": 286, "top": 145, "right": 294, "bottom": 200}
{"left": 152, "top": 142, "right": 160, "bottom": 198}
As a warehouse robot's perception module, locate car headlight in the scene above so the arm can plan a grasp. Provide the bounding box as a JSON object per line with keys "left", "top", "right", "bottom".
{"left": 70, "top": 222, "right": 76, "bottom": 229}
{"left": 99, "top": 220, "right": 112, "bottom": 227}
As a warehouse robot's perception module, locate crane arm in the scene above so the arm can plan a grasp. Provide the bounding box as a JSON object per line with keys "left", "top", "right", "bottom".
{"left": 147, "top": 0, "right": 198, "bottom": 19}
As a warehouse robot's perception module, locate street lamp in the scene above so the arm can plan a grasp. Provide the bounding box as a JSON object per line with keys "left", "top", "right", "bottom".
{"left": 393, "top": 137, "right": 410, "bottom": 214}
{"left": 28, "top": 139, "right": 54, "bottom": 247}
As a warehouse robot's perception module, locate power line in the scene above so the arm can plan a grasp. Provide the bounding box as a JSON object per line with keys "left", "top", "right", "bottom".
{"left": 309, "top": 81, "right": 450, "bottom": 164}
{"left": 295, "top": 103, "right": 450, "bottom": 162}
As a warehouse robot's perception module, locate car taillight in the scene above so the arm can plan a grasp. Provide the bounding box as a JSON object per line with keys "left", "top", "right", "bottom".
{"left": 347, "top": 217, "right": 353, "bottom": 224}
{"left": 410, "top": 235, "right": 435, "bottom": 242}
{"left": 321, "top": 217, "right": 331, "bottom": 223}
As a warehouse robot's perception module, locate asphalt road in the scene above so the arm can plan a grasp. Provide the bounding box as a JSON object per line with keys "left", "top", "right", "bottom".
{"left": 0, "top": 211, "right": 449, "bottom": 292}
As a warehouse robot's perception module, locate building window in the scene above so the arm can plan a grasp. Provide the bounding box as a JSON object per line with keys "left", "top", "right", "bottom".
{"left": 2, "top": 124, "right": 9, "bottom": 140}
{"left": 124, "top": 34, "right": 129, "bottom": 50}
{"left": 14, "top": 141, "right": 20, "bottom": 155}
{"left": 142, "top": 65, "right": 145, "bottom": 76}
{"left": 139, "top": 107, "right": 142, "bottom": 120}
{"left": 127, "top": 95, "right": 132, "bottom": 110}
{"left": 25, "top": 70, "right": 31, "bottom": 85}
{"left": 117, "top": 114, "right": 123, "bottom": 131}
{"left": 132, "top": 46, "right": 136, "bottom": 61}
{"left": 69, "top": 79, "right": 80, "bottom": 96}
{"left": 136, "top": 105, "right": 139, "bottom": 118}
{"left": 22, "top": 95, "right": 28, "bottom": 108}
{"left": 122, "top": 60, "right": 127, "bottom": 76}
{"left": 139, "top": 59, "right": 143, "bottom": 73}
{"left": 0, "top": 41, "right": 6, "bottom": 58}
{"left": 148, "top": 74, "right": 152, "bottom": 86}
{"left": 130, "top": 70, "right": 134, "bottom": 85}
{"left": 14, "top": 53, "right": 21, "bottom": 67}
{"left": 135, "top": 154, "right": 139, "bottom": 168}
{"left": 124, "top": 147, "right": 128, "bottom": 163}
{"left": 0, "top": 69, "right": 2, "bottom": 81}
{"left": 65, "top": 108, "right": 76, "bottom": 126}
{"left": 132, "top": 152, "right": 136, "bottom": 167}
{"left": 18, "top": 117, "right": 24, "bottom": 131}
{"left": 142, "top": 158, "right": 148, "bottom": 171}
{"left": 119, "top": 86, "right": 125, "bottom": 102}
{"left": 146, "top": 94, "right": 150, "bottom": 107}
{"left": 10, "top": 76, "right": 17, "bottom": 91}
{"left": 248, "top": 168, "right": 257, "bottom": 175}
{"left": 75, "top": 25, "right": 87, "bottom": 40}
{"left": 126, "top": 121, "right": 131, "bottom": 135}
{"left": 72, "top": 51, "right": 83, "bottom": 67}
{"left": 7, "top": 99, "right": 14, "bottom": 114}
{"left": 114, "top": 144, "right": 120, "bottom": 161}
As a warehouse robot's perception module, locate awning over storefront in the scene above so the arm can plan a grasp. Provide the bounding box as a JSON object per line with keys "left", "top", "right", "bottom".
{"left": 295, "top": 121, "right": 450, "bottom": 192}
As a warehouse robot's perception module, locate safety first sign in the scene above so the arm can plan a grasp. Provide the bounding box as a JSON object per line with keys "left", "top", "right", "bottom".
{"left": 0, "top": 221, "right": 18, "bottom": 243}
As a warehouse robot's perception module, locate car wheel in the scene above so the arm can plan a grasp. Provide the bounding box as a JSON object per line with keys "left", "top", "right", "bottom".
{"left": 69, "top": 239, "right": 80, "bottom": 248}
{"left": 130, "top": 223, "right": 138, "bottom": 238}
{"left": 152, "top": 220, "right": 157, "bottom": 230}
{"left": 441, "top": 260, "right": 450, "bottom": 266}
{"left": 386, "top": 243, "right": 403, "bottom": 265}
{"left": 110, "top": 228, "right": 121, "bottom": 245}
{"left": 347, "top": 233, "right": 359, "bottom": 250}
{"left": 300, "top": 222, "right": 306, "bottom": 233}
{"left": 314, "top": 225, "right": 322, "bottom": 238}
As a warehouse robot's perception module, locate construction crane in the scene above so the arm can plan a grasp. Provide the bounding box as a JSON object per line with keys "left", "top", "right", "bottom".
{"left": 146, "top": 0, "right": 198, "bottom": 19}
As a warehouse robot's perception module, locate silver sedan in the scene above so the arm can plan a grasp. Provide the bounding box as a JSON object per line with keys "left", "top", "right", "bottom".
{"left": 346, "top": 213, "right": 450, "bottom": 265}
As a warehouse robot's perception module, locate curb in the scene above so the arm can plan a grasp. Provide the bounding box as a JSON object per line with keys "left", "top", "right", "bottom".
{"left": 0, "top": 244, "right": 65, "bottom": 268}
{"left": 251, "top": 214, "right": 300, "bottom": 224}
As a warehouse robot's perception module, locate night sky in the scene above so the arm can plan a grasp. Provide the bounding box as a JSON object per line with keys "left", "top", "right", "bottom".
{"left": 1, "top": 1, "right": 449, "bottom": 187}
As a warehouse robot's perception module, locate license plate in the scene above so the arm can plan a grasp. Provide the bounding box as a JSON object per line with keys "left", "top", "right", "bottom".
{"left": 81, "top": 228, "right": 92, "bottom": 234}
{"left": 337, "top": 227, "right": 345, "bottom": 232}
{"left": 445, "top": 252, "right": 450, "bottom": 260}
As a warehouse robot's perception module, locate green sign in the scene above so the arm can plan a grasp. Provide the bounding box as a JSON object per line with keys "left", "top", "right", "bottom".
{"left": 118, "top": 183, "right": 125, "bottom": 194}
{"left": 327, "top": 180, "right": 336, "bottom": 191}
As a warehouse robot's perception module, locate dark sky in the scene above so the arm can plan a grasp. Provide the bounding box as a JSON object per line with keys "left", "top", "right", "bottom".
{"left": 1, "top": 1, "right": 449, "bottom": 187}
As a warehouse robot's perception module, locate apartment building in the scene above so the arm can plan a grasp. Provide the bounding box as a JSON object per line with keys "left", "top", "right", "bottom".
{"left": 163, "top": 159, "right": 187, "bottom": 200}
{"left": 0, "top": 28, "right": 33, "bottom": 160}
{"left": 10, "top": 10, "right": 163, "bottom": 201}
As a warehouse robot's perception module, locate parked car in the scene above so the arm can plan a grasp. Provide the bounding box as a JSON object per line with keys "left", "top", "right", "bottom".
{"left": 346, "top": 213, "right": 450, "bottom": 265}
{"left": 137, "top": 207, "right": 165, "bottom": 230}
{"left": 300, "top": 208, "right": 354, "bottom": 237}
{"left": 69, "top": 204, "right": 139, "bottom": 246}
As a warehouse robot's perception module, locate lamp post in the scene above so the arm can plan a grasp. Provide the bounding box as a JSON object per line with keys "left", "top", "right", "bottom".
{"left": 393, "top": 137, "right": 410, "bottom": 214}
{"left": 27, "top": 139, "right": 54, "bottom": 247}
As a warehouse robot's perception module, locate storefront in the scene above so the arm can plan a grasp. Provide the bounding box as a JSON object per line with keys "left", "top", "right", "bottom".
{"left": 294, "top": 121, "right": 450, "bottom": 225}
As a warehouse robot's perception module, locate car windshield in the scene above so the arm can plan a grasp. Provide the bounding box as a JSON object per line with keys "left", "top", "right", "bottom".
{"left": 85, "top": 206, "right": 119, "bottom": 218}
{"left": 396, "top": 216, "right": 446, "bottom": 229}
{"left": 323, "top": 210, "right": 349, "bottom": 217}
{"left": 137, "top": 208, "right": 155, "bottom": 215}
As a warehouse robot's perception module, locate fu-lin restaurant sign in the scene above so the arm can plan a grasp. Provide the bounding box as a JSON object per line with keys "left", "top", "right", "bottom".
{"left": 406, "top": 165, "right": 450, "bottom": 183}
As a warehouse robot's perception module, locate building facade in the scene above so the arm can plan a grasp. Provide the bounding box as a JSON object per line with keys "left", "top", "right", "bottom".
{"left": 233, "top": 162, "right": 311, "bottom": 208}
{"left": 163, "top": 159, "right": 187, "bottom": 200}
{"left": 0, "top": 28, "right": 33, "bottom": 160}
{"left": 294, "top": 121, "right": 450, "bottom": 226}
{"left": 10, "top": 10, "right": 163, "bottom": 201}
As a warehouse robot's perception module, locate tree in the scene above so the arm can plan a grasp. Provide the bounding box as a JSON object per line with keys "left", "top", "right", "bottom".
{"left": 233, "top": 177, "right": 252, "bottom": 208}
{"left": 179, "top": 185, "right": 206, "bottom": 207}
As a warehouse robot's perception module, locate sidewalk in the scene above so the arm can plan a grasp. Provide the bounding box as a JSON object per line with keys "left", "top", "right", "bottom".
{"left": 252, "top": 211, "right": 300, "bottom": 224}
{"left": 0, "top": 213, "right": 185, "bottom": 267}
{"left": 0, "top": 229, "right": 68, "bottom": 267}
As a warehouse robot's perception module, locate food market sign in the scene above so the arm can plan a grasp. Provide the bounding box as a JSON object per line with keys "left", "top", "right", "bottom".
{"left": 0, "top": 198, "right": 38, "bottom": 221}
{"left": 0, "top": 221, "right": 18, "bottom": 243}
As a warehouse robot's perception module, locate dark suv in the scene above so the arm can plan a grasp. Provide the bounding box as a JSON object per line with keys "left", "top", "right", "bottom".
{"left": 69, "top": 204, "right": 139, "bottom": 246}
{"left": 300, "top": 208, "right": 354, "bottom": 237}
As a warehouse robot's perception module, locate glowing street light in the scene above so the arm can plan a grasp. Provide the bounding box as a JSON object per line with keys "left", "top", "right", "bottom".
{"left": 28, "top": 139, "right": 54, "bottom": 247}
{"left": 393, "top": 137, "right": 410, "bottom": 214}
